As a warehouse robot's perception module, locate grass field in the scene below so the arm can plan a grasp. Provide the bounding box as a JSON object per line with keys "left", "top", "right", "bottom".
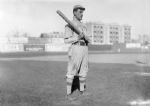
{"left": 0, "top": 52, "right": 150, "bottom": 106}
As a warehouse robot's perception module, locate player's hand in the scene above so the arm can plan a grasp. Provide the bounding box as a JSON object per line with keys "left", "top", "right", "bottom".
{"left": 78, "top": 32, "right": 84, "bottom": 39}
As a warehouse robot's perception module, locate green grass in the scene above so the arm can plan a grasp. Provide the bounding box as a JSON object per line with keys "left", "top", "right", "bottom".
{"left": 0, "top": 58, "right": 150, "bottom": 106}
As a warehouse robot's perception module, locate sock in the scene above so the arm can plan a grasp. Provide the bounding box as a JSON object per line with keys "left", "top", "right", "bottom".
{"left": 66, "top": 78, "right": 73, "bottom": 95}
{"left": 79, "top": 77, "right": 86, "bottom": 92}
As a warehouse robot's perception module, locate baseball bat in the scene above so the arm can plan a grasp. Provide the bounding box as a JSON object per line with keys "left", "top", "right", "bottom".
{"left": 56, "top": 10, "right": 83, "bottom": 36}
{"left": 56, "top": 10, "right": 90, "bottom": 43}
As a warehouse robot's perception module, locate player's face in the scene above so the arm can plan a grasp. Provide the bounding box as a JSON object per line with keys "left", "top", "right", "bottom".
{"left": 74, "top": 9, "right": 84, "bottom": 21}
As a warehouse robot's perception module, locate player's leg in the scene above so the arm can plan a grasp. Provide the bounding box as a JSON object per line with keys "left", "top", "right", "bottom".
{"left": 66, "top": 77, "right": 73, "bottom": 94}
{"left": 66, "top": 56, "right": 75, "bottom": 96}
{"left": 66, "top": 71, "right": 77, "bottom": 101}
{"left": 79, "top": 47, "right": 88, "bottom": 93}
{"left": 66, "top": 46, "right": 82, "bottom": 100}
{"left": 79, "top": 76, "right": 86, "bottom": 92}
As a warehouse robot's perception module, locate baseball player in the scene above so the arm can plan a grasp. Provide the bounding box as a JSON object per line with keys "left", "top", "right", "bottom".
{"left": 64, "top": 5, "right": 90, "bottom": 100}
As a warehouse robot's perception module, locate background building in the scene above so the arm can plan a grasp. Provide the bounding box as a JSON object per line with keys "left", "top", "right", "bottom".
{"left": 86, "top": 22, "right": 106, "bottom": 45}
{"left": 40, "top": 32, "right": 64, "bottom": 44}
{"left": 107, "top": 24, "right": 120, "bottom": 44}
{"left": 40, "top": 32, "right": 64, "bottom": 38}
{"left": 121, "top": 25, "right": 131, "bottom": 43}
{"left": 85, "top": 22, "right": 131, "bottom": 45}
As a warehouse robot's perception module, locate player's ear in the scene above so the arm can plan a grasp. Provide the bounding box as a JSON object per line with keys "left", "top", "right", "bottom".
{"left": 73, "top": 9, "right": 78, "bottom": 16}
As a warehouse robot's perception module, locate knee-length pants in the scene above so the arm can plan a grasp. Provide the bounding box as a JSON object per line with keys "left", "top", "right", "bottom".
{"left": 66, "top": 45, "right": 88, "bottom": 79}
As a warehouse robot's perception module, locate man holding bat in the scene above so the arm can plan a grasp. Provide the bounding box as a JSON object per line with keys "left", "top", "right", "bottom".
{"left": 63, "top": 5, "right": 90, "bottom": 101}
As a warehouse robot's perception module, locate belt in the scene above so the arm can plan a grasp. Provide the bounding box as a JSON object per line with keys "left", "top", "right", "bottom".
{"left": 73, "top": 41, "right": 87, "bottom": 46}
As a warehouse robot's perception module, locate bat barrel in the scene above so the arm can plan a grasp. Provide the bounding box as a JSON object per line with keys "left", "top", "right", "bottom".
{"left": 56, "top": 10, "right": 82, "bottom": 35}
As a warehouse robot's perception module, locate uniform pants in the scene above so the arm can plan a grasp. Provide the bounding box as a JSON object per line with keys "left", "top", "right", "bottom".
{"left": 66, "top": 45, "right": 88, "bottom": 94}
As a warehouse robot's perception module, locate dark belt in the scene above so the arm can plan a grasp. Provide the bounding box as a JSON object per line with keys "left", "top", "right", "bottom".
{"left": 73, "top": 41, "right": 87, "bottom": 46}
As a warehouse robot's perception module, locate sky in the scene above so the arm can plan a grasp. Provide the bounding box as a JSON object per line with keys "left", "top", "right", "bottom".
{"left": 0, "top": 0, "right": 149, "bottom": 38}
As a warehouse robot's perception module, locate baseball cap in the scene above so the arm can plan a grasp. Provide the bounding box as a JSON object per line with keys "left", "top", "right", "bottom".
{"left": 73, "top": 5, "right": 85, "bottom": 11}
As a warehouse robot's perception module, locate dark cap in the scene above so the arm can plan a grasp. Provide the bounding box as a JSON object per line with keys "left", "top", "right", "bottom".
{"left": 73, "top": 5, "right": 85, "bottom": 11}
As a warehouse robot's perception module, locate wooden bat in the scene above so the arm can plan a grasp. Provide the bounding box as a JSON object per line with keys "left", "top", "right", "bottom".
{"left": 56, "top": 10, "right": 90, "bottom": 43}
{"left": 56, "top": 10, "right": 83, "bottom": 37}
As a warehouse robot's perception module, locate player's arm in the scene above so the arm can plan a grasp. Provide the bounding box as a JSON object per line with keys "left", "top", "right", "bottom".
{"left": 80, "top": 32, "right": 91, "bottom": 43}
{"left": 79, "top": 26, "right": 91, "bottom": 43}
{"left": 64, "top": 25, "right": 79, "bottom": 44}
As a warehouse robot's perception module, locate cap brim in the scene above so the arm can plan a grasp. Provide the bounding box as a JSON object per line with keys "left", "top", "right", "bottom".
{"left": 79, "top": 7, "right": 85, "bottom": 10}
{"left": 73, "top": 7, "right": 85, "bottom": 11}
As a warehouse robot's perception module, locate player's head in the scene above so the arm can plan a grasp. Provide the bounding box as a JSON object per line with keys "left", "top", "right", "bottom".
{"left": 73, "top": 5, "right": 85, "bottom": 21}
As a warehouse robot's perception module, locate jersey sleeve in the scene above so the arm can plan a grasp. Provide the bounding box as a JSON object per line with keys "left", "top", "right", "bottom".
{"left": 64, "top": 24, "right": 78, "bottom": 44}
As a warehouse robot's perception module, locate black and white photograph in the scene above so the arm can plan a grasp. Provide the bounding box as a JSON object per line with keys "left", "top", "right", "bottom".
{"left": 0, "top": 0, "right": 150, "bottom": 106}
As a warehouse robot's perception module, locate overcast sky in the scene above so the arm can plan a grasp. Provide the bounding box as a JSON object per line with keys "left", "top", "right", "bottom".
{"left": 0, "top": 0, "right": 149, "bottom": 38}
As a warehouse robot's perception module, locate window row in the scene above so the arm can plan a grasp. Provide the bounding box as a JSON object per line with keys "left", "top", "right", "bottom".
{"left": 110, "top": 32, "right": 119, "bottom": 34}
{"left": 124, "top": 32, "right": 131, "bottom": 35}
{"left": 124, "top": 28, "right": 130, "bottom": 31}
{"left": 93, "top": 40, "right": 104, "bottom": 43}
{"left": 93, "top": 31, "right": 104, "bottom": 34}
{"left": 110, "top": 36, "right": 119, "bottom": 39}
{"left": 93, "top": 36, "right": 104, "bottom": 38}
{"left": 110, "top": 27, "right": 119, "bottom": 30}
{"left": 94, "top": 25, "right": 104, "bottom": 29}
